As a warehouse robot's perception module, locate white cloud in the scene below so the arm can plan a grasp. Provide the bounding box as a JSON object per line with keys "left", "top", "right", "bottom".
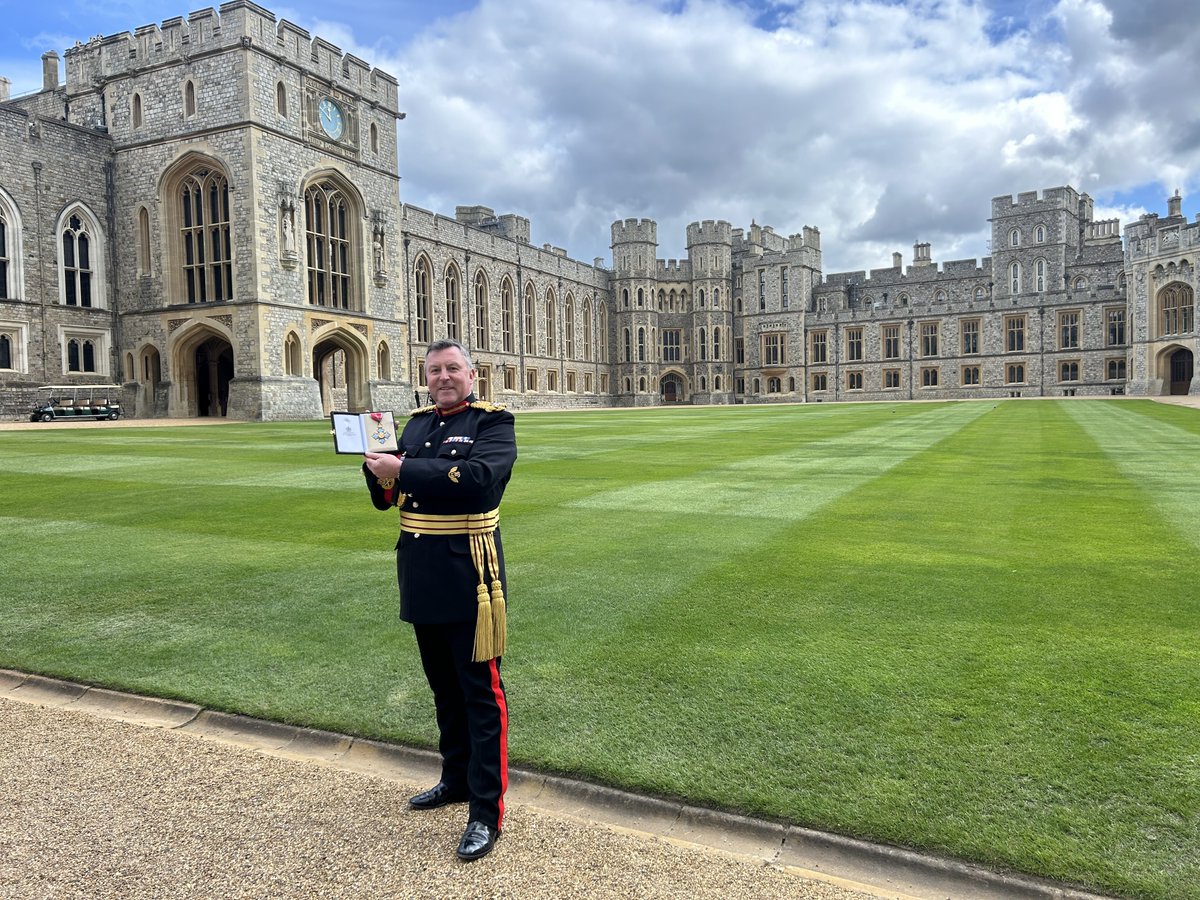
{"left": 377, "top": 0, "right": 1200, "bottom": 274}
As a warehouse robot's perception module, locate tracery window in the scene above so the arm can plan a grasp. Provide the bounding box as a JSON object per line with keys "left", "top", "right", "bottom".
{"left": 181, "top": 169, "right": 233, "bottom": 304}
{"left": 599, "top": 305, "right": 608, "bottom": 360}
{"left": 66, "top": 335, "right": 102, "bottom": 373}
{"left": 564, "top": 295, "right": 575, "bottom": 359}
{"left": 284, "top": 332, "right": 301, "bottom": 375}
{"left": 582, "top": 298, "right": 592, "bottom": 361}
{"left": 61, "top": 214, "right": 95, "bottom": 307}
{"left": 305, "top": 181, "right": 353, "bottom": 309}
{"left": 501, "top": 278, "right": 515, "bottom": 352}
{"left": 69, "top": 338, "right": 94, "bottom": 372}
{"left": 444, "top": 264, "right": 461, "bottom": 341}
{"left": 414, "top": 257, "right": 431, "bottom": 343}
{"left": 474, "top": 270, "right": 489, "bottom": 351}
{"left": 1159, "top": 284, "right": 1194, "bottom": 335}
{"left": 524, "top": 284, "right": 536, "bottom": 354}
{"left": 1010, "top": 262, "right": 1021, "bottom": 294}
{"left": 0, "top": 205, "right": 11, "bottom": 299}
{"left": 544, "top": 290, "right": 556, "bottom": 357}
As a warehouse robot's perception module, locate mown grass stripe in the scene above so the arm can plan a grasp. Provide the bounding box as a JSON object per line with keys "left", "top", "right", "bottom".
{"left": 1065, "top": 400, "right": 1200, "bottom": 551}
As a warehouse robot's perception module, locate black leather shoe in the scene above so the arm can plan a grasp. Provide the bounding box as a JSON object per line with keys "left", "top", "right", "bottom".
{"left": 456, "top": 820, "right": 498, "bottom": 861}
{"left": 408, "top": 782, "right": 469, "bottom": 810}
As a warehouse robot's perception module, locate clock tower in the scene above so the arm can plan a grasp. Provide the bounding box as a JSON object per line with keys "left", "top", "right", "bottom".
{"left": 55, "top": 2, "right": 412, "bottom": 419}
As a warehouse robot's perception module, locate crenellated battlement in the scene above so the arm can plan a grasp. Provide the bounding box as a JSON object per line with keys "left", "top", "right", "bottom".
{"left": 824, "top": 254, "right": 989, "bottom": 287}
{"left": 1086, "top": 218, "right": 1121, "bottom": 242}
{"left": 611, "top": 218, "right": 657, "bottom": 246}
{"left": 63, "top": 1, "right": 397, "bottom": 109}
{"left": 686, "top": 219, "right": 732, "bottom": 246}
{"left": 786, "top": 226, "right": 821, "bottom": 252}
{"left": 657, "top": 259, "right": 691, "bottom": 278}
{"left": 992, "top": 185, "right": 1081, "bottom": 217}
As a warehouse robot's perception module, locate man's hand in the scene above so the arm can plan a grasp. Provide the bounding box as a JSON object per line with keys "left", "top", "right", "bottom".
{"left": 364, "top": 452, "right": 403, "bottom": 480}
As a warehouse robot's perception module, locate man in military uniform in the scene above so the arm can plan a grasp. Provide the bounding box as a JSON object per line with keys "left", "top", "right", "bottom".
{"left": 363, "top": 339, "right": 516, "bottom": 862}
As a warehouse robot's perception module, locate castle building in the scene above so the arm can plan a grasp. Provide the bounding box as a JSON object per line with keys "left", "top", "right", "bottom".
{"left": 1, "top": 3, "right": 1196, "bottom": 419}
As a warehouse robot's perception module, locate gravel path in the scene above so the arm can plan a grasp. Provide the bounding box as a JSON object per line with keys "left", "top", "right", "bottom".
{"left": 0, "top": 698, "right": 880, "bottom": 900}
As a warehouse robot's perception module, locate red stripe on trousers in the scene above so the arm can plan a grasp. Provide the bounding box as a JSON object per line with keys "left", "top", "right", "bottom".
{"left": 489, "top": 658, "right": 509, "bottom": 829}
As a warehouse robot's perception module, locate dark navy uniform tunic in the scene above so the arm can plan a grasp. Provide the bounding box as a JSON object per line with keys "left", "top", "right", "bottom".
{"left": 363, "top": 394, "right": 516, "bottom": 831}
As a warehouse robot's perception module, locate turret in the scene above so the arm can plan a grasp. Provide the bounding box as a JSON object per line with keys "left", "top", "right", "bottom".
{"left": 610, "top": 218, "right": 657, "bottom": 277}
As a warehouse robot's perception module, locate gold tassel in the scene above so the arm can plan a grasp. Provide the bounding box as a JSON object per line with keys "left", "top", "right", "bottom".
{"left": 470, "top": 534, "right": 494, "bottom": 662}
{"left": 490, "top": 578, "right": 506, "bottom": 658}
{"left": 473, "top": 582, "right": 494, "bottom": 662}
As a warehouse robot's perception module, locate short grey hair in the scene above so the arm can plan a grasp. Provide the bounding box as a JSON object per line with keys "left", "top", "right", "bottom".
{"left": 425, "top": 339, "right": 475, "bottom": 369}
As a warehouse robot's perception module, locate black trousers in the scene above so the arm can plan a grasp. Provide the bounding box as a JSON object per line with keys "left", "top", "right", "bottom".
{"left": 412, "top": 621, "right": 509, "bottom": 830}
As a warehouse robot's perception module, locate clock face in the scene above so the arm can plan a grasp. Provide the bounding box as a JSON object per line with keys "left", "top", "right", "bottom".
{"left": 318, "top": 97, "right": 345, "bottom": 140}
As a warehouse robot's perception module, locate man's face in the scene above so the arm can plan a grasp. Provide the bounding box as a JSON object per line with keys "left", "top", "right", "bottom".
{"left": 425, "top": 347, "right": 476, "bottom": 409}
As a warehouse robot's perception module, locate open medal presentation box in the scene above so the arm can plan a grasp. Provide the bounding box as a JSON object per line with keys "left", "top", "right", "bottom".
{"left": 330, "top": 411, "right": 399, "bottom": 454}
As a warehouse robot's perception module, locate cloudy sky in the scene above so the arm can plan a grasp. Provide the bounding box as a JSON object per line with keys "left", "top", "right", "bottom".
{"left": 2, "top": 0, "right": 1197, "bottom": 273}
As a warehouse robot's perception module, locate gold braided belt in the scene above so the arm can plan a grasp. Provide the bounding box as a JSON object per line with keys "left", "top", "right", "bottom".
{"left": 399, "top": 508, "right": 505, "bottom": 663}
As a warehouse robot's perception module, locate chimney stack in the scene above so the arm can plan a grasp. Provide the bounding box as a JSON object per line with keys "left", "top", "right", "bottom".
{"left": 0, "top": 76, "right": 11, "bottom": 102}
{"left": 1168, "top": 189, "right": 1183, "bottom": 219}
{"left": 42, "top": 52, "right": 59, "bottom": 91}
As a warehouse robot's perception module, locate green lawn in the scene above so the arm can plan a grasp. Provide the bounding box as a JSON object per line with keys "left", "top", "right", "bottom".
{"left": 1, "top": 399, "right": 1197, "bottom": 899}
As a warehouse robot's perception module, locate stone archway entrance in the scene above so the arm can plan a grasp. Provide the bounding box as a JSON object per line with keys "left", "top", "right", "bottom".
{"left": 1169, "top": 348, "right": 1194, "bottom": 395}
{"left": 313, "top": 332, "right": 369, "bottom": 413}
{"left": 660, "top": 373, "right": 685, "bottom": 403}
{"left": 195, "top": 338, "right": 233, "bottom": 416}
{"left": 171, "top": 326, "right": 234, "bottom": 417}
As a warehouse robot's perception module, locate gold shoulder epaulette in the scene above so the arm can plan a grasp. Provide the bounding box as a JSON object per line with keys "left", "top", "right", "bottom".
{"left": 410, "top": 404, "right": 437, "bottom": 416}
{"left": 470, "top": 401, "right": 507, "bottom": 413}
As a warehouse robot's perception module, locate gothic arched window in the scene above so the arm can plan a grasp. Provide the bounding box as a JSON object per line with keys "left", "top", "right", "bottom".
{"left": 474, "top": 270, "right": 489, "bottom": 350}
{"left": 304, "top": 179, "right": 358, "bottom": 310}
{"left": 564, "top": 294, "right": 575, "bottom": 359}
{"left": 444, "top": 264, "right": 461, "bottom": 341}
{"left": 524, "top": 284, "right": 537, "bottom": 354}
{"left": 61, "top": 213, "right": 95, "bottom": 307}
{"left": 501, "top": 278, "right": 515, "bottom": 353}
{"left": 545, "top": 289, "right": 556, "bottom": 357}
{"left": 414, "top": 257, "right": 431, "bottom": 343}
{"left": 177, "top": 168, "right": 233, "bottom": 304}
